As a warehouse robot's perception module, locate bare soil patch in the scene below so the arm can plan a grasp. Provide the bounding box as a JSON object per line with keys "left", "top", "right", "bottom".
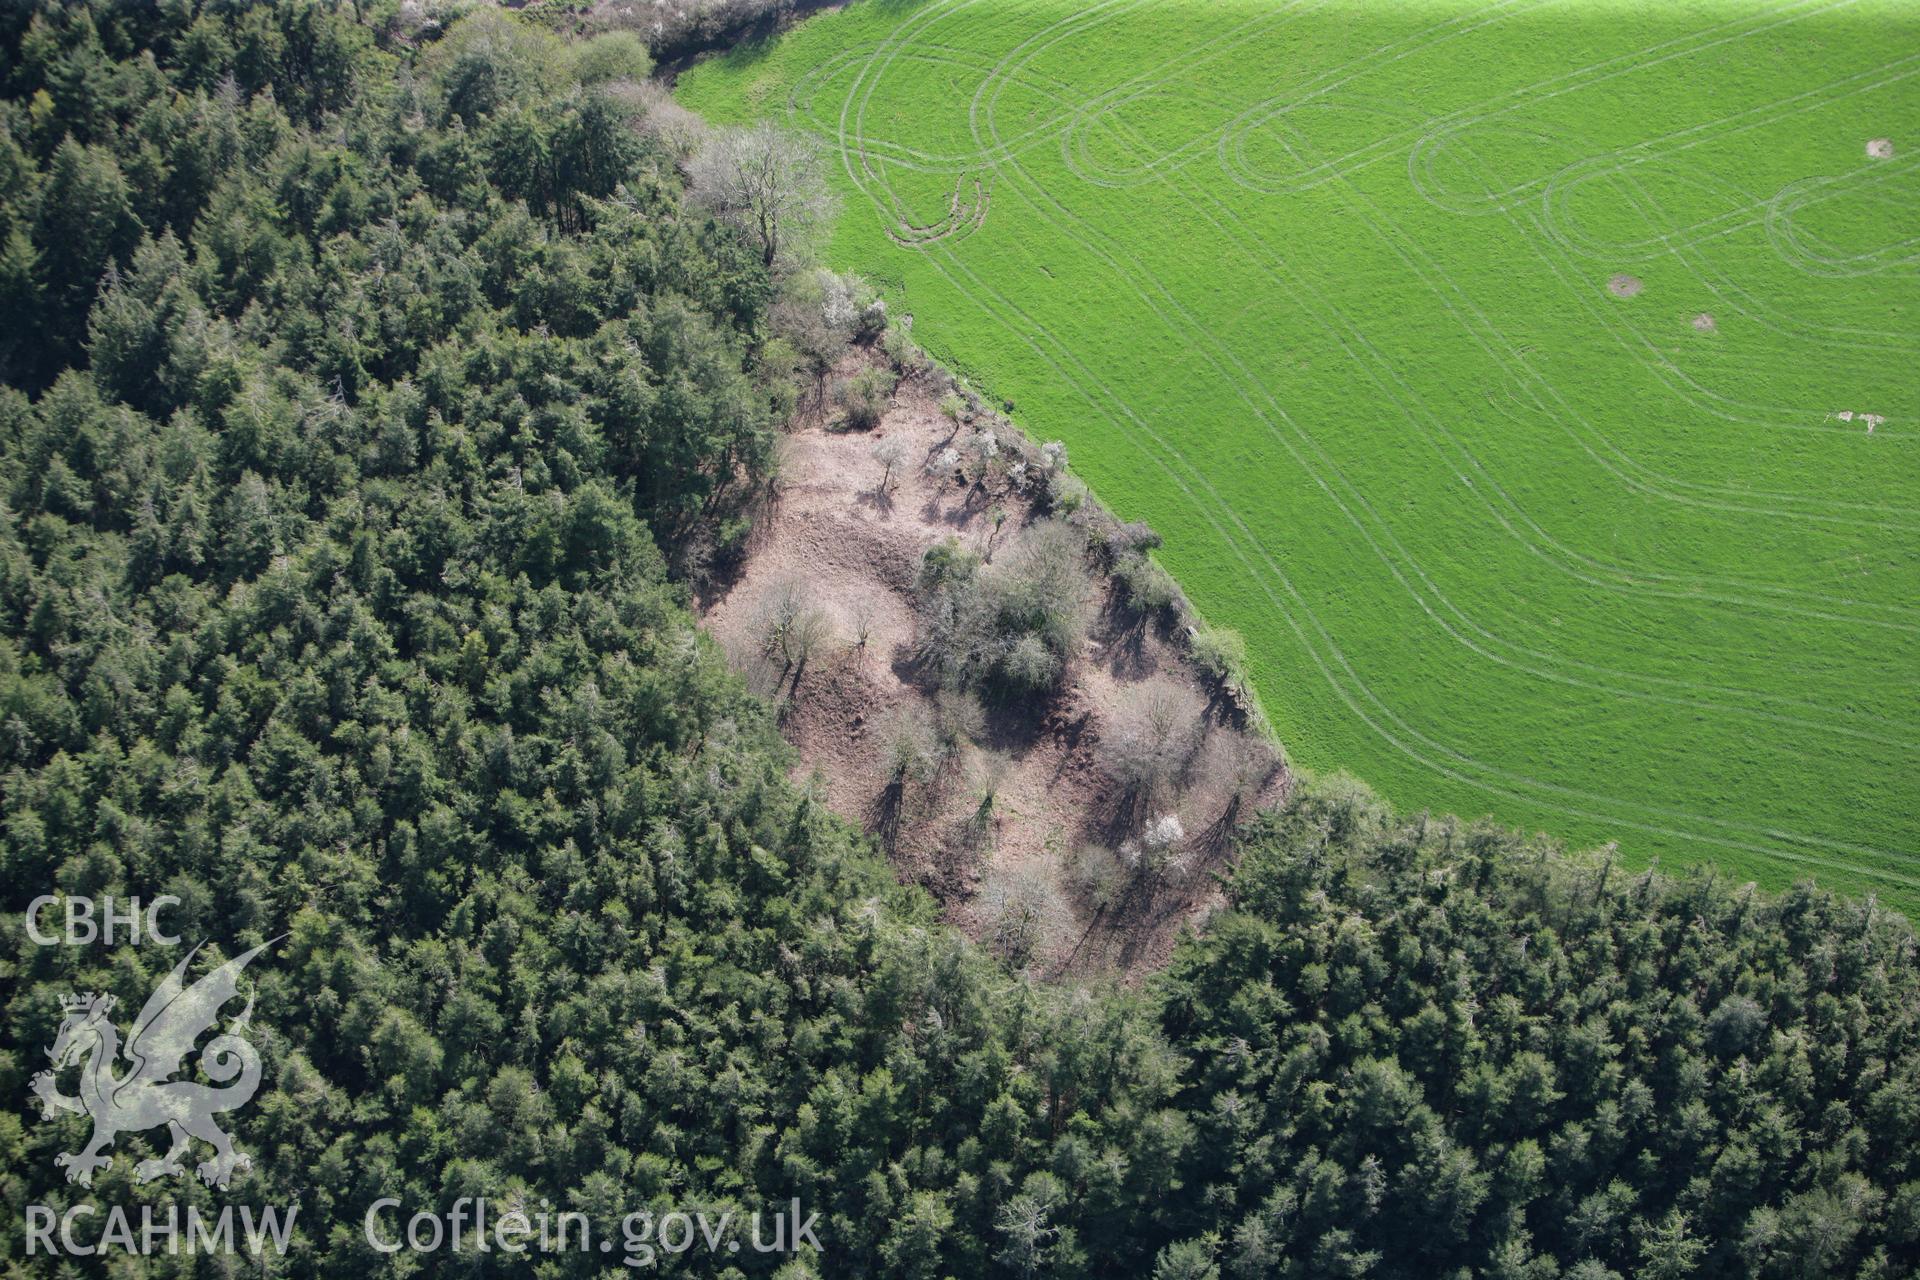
{"left": 700, "top": 351, "right": 1287, "bottom": 978}
{"left": 1691, "top": 312, "right": 1716, "bottom": 333}
{"left": 1867, "top": 138, "right": 1895, "bottom": 160}
{"left": 1607, "top": 273, "right": 1643, "bottom": 299}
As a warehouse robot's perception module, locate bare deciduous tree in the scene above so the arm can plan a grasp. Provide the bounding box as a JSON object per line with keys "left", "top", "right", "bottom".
{"left": 979, "top": 865, "right": 1067, "bottom": 969}
{"left": 1001, "top": 632, "right": 1059, "bottom": 693}
{"left": 687, "top": 122, "right": 837, "bottom": 270}
{"left": 1202, "top": 729, "right": 1279, "bottom": 834}
{"left": 780, "top": 604, "right": 832, "bottom": 671}
{"left": 960, "top": 748, "right": 1012, "bottom": 853}
{"left": 756, "top": 576, "right": 832, "bottom": 676}
{"left": 986, "top": 503, "right": 1009, "bottom": 558}
{"left": 879, "top": 705, "right": 940, "bottom": 787}
{"left": 1102, "top": 677, "right": 1204, "bottom": 802}
{"left": 1067, "top": 842, "right": 1126, "bottom": 912}
{"left": 870, "top": 436, "right": 908, "bottom": 494}
{"left": 934, "top": 688, "right": 986, "bottom": 760}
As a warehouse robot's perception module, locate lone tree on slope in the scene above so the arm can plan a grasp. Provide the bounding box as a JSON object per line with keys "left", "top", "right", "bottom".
{"left": 870, "top": 436, "right": 909, "bottom": 494}
{"left": 688, "top": 121, "right": 837, "bottom": 270}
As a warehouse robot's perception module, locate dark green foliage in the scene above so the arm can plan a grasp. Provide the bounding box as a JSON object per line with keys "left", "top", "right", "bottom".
{"left": 1161, "top": 775, "right": 1920, "bottom": 1279}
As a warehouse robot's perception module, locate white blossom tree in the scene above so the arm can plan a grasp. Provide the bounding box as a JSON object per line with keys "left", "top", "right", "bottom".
{"left": 687, "top": 121, "right": 837, "bottom": 270}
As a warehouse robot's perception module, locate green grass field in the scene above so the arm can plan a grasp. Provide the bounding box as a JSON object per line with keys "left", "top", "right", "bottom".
{"left": 678, "top": 0, "right": 1920, "bottom": 912}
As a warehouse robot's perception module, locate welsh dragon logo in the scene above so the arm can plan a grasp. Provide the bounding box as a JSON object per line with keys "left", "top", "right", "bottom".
{"left": 30, "top": 940, "right": 276, "bottom": 1189}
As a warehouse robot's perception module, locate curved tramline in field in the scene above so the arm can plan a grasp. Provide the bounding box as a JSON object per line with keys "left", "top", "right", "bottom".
{"left": 679, "top": 0, "right": 1920, "bottom": 911}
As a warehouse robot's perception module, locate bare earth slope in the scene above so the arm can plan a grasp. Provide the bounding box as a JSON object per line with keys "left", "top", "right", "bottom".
{"left": 701, "top": 352, "right": 1286, "bottom": 976}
